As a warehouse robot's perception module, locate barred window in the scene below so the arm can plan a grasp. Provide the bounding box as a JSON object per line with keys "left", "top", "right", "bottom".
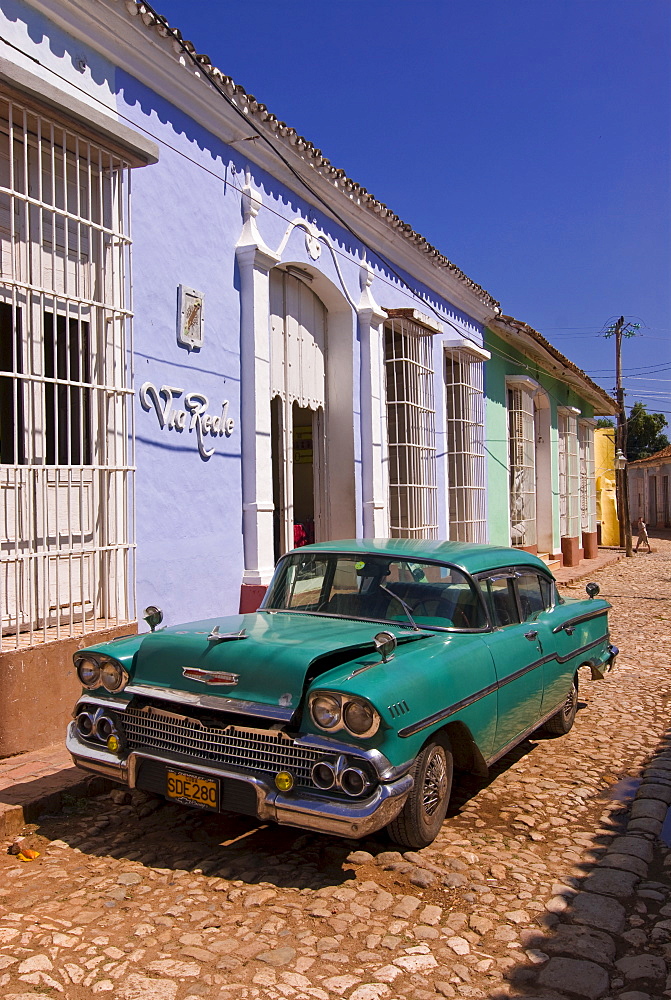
{"left": 445, "top": 349, "right": 486, "bottom": 542}
{"left": 384, "top": 315, "right": 437, "bottom": 538}
{"left": 558, "top": 408, "right": 580, "bottom": 539}
{"left": 508, "top": 385, "right": 536, "bottom": 546}
{"left": 0, "top": 92, "right": 134, "bottom": 649}
{"left": 578, "top": 420, "right": 596, "bottom": 534}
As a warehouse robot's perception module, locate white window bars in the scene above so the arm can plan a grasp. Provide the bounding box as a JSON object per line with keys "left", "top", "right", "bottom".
{"left": 558, "top": 408, "right": 580, "bottom": 541}
{"left": 384, "top": 316, "right": 437, "bottom": 538}
{"left": 507, "top": 385, "right": 536, "bottom": 546}
{"left": 0, "top": 92, "right": 134, "bottom": 650}
{"left": 578, "top": 420, "right": 596, "bottom": 534}
{"left": 444, "top": 349, "right": 486, "bottom": 542}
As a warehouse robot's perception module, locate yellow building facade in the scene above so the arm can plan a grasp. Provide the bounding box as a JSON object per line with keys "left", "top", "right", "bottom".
{"left": 595, "top": 427, "right": 619, "bottom": 545}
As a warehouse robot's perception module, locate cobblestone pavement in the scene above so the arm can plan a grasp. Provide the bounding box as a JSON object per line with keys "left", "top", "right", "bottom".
{"left": 1, "top": 541, "right": 671, "bottom": 1000}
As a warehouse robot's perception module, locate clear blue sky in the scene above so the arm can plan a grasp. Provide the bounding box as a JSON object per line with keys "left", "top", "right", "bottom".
{"left": 154, "top": 0, "right": 670, "bottom": 421}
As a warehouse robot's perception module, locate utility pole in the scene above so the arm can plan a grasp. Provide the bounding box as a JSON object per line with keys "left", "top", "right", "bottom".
{"left": 606, "top": 316, "right": 638, "bottom": 557}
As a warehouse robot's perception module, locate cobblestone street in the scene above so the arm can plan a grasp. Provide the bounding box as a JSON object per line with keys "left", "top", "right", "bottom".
{"left": 1, "top": 541, "right": 671, "bottom": 1000}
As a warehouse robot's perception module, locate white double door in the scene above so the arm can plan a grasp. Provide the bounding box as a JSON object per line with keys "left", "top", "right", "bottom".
{"left": 269, "top": 269, "right": 327, "bottom": 559}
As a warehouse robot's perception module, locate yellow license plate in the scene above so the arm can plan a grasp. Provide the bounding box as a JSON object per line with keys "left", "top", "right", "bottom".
{"left": 166, "top": 769, "right": 219, "bottom": 811}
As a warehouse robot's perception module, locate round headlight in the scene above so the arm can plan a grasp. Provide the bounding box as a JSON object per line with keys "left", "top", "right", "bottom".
{"left": 95, "top": 714, "right": 114, "bottom": 740}
{"left": 343, "top": 698, "right": 379, "bottom": 737}
{"left": 100, "top": 658, "right": 127, "bottom": 693}
{"left": 311, "top": 694, "right": 341, "bottom": 730}
{"left": 76, "top": 712, "right": 95, "bottom": 737}
{"left": 77, "top": 656, "right": 101, "bottom": 689}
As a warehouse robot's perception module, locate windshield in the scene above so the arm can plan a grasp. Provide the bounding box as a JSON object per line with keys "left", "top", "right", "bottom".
{"left": 262, "top": 553, "right": 487, "bottom": 631}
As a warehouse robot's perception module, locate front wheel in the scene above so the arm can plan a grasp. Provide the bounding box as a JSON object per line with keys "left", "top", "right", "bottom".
{"left": 387, "top": 739, "right": 453, "bottom": 849}
{"left": 540, "top": 675, "right": 578, "bottom": 736}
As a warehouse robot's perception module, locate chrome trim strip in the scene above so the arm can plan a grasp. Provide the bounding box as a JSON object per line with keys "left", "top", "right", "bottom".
{"left": 122, "top": 684, "right": 295, "bottom": 722}
{"left": 497, "top": 657, "right": 548, "bottom": 688}
{"left": 72, "top": 694, "right": 132, "bottom": 716}
{"left": 398, "top": 634, "right": 610, "bottom": 738}
{"left": 398, "top": 681, "right": 499, "bottom": 738}
{"left": 551, "top": 607, "right": 611, "bottom": 633}
{"left": 181, "top": 667, "right": 240, "bottom": 685}
{"left": 555, "top": 633, "right": 609, "bottom": 663}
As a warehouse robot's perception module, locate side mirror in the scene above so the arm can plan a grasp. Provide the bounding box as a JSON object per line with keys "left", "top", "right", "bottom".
{"left": 585, "top": 583, "right": 600, "bottom": 600}
{"left": 143, "top": 605, "right": 164, "bottom": 631}
{"left": 374, "top": 631, "right": 397, "bottom": 662}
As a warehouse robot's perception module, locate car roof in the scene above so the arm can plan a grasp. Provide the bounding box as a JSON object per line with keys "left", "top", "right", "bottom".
{"left": 291, "top": 539, "right": 554, "bottom": 578}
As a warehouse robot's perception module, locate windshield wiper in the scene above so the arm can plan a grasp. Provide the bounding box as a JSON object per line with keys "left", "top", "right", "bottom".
{"left": 378, "top": 583, "right": 421, "bottom": 631}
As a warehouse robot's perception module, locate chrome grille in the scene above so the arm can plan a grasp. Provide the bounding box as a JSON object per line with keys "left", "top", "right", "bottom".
{"left": 119, "top": 705, "right": 339, "bottom": 788}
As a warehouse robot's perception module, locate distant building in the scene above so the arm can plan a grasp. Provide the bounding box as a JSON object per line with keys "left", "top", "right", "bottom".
{"left": 628, "top": 446, "right": 671, "bottom": 529}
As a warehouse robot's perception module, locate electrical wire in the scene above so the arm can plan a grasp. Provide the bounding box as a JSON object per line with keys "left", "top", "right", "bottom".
{"left": 587, "top": 362, "right": 671, "bottom": 376}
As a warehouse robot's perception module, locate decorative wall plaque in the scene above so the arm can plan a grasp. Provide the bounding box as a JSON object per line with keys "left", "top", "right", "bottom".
{"left": 177, "top": 285, "right": 204, "bottom": 351}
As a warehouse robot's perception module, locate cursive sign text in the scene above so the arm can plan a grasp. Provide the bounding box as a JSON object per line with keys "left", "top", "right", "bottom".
{"left": 140, "top": 382, "right": 235, "bottom": 460}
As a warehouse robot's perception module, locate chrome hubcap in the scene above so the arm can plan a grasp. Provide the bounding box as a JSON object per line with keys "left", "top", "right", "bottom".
{"left": 422, "top": 751, "right": 447, "bottom": 816}
{"left": 563, "top": 683, "right": 577, "bottom": 720}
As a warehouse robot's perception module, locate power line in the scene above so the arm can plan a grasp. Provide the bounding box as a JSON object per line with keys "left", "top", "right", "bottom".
{"left": 623, "top": 377, "right": 671, "bottom": 383}
{"left": 588, "top": 363, "right": 671, "bottom": 376}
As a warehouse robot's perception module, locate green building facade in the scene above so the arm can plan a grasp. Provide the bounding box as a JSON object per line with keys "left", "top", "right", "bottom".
{"left": 484, "top": 317, "right": 618, "bottom": 567}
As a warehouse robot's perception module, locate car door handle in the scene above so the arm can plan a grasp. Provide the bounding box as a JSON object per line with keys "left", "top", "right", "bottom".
{"left": 563, "top": 625, "right": 575, "bottom": 635}
{"left": 524, "top": 630, "right": 538, "bottom": 640}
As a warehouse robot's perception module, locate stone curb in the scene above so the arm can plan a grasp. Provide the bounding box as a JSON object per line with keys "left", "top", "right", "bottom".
{"left": 0, "top": 769, "right": 115, "bottom": 840}
{"left": 531, "top": 745, "right": 671, "bottom": 999}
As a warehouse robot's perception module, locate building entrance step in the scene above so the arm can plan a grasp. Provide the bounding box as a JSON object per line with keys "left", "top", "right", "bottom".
{"left": 538, "top": 553, "right": 561, "bottom": 571}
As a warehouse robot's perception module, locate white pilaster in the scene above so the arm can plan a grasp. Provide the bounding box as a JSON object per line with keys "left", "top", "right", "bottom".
{"left": 358, "top": 264, "right": 388, "bottom": 538}
{"left": 236, "top": 172, "right": 280, "bottom": 587}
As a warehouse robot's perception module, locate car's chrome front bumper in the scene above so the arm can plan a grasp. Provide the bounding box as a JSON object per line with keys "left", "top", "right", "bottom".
{"left": 66, "top": 723, "right": 412, "bottom": 838}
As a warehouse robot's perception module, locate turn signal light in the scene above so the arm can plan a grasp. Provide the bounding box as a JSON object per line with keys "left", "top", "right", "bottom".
{"left": 274, "top": 771, "right": 294, "bottom": 792}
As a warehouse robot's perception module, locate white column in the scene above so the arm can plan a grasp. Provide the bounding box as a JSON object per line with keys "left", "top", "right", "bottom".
{"left": 358, "top": 264, "right": 388, "bottom": 537}
{"left": 235, "top": 172, "right": 280, "bottom": 587}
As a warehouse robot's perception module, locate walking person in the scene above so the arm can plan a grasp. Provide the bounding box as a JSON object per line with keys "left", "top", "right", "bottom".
{"left": 635, "top": 516, "right": 651, "bottom": 553}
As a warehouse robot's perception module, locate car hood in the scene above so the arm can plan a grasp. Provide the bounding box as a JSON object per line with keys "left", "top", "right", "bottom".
{"left": 120, "top": 612, "right": 429, "bottom": 717}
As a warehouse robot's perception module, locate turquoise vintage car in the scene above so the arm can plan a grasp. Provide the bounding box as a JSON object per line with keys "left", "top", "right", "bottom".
{"left": 67, "top": 540, "right": 617, "bottom": 848}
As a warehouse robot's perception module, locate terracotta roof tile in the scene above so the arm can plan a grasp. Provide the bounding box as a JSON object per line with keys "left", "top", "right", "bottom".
{"left": 628, "top": 444, "right": 671, "bottom": 466}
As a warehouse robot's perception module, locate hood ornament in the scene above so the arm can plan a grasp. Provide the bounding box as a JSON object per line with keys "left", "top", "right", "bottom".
{"left": 207, "top": 625, "right": 247, "bottom": 643}
{"left": 182, "top": 667, "right": 240, "bottom": 685}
